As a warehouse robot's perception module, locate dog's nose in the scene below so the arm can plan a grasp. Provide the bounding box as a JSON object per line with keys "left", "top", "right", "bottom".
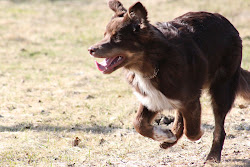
{"left": 88, "top": 47, "right": 96, "bottom": 55}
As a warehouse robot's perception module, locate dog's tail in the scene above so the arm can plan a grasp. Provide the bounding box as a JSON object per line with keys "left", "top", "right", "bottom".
{"left": 238, "top": 68, "right": 250, "bottom": 100}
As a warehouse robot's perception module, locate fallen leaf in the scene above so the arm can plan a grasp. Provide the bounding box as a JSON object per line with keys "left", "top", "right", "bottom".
{"left": 239, "top": 104, "right": 247, "bottom": 109}
{"left": 99, "top": 138, "right": 105, "bottom": 145}
{"left": 72, "top": 137, "right": 81, "bottom": 147}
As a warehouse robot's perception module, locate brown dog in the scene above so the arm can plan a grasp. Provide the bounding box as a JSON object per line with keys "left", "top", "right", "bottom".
{"left": 89, "top": 0, "right": 250, "bottom": 162}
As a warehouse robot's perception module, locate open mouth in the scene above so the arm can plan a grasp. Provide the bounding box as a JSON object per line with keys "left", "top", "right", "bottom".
{"left": 95, "top": 56, "right": 125, "bottom": 74}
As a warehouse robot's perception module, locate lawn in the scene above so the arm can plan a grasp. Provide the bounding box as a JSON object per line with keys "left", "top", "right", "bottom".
{"left": 0, "top": 0, "right": 249, "bottom": 166}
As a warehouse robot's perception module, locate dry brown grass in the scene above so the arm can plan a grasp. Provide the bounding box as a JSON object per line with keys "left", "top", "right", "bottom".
{"left": 0, "top": 0, "right": 249, "bottom": 166}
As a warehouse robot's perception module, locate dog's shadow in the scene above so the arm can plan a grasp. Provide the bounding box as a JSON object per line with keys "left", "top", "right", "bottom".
{"left": 224, "top": 159, "right": 250, "bottom": 167}
{"left": 0, "top": 123, "right": 122, "bottom": 134}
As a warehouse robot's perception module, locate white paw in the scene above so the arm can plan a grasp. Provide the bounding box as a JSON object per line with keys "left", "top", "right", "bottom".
{"left": 153, "top": 126, "right": 177, "bottom": 143}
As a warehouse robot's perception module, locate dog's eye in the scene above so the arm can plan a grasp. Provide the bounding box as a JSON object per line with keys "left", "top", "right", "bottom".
{"left": 112, "top": 33, "right": 121, "bottom": 42}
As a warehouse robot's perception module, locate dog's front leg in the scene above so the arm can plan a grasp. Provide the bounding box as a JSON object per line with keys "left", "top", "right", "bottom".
{"left": 133, "top": 104, "right": 177, "bottom": 143}
{"left": 160, "top": 110, "right": 184, "bottom": 148}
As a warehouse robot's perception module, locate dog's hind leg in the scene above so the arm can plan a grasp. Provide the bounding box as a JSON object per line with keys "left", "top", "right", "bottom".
{"left": 133, "top": 104, "right": 177, "bottom": 143}
{"left": 160, "top": 110, "right": 184, "bottom": 149}
{"left": 207, "top": 70, "right": 239, "bottom": 162}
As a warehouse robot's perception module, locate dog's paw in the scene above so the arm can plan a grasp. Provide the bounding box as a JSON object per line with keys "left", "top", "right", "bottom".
{"left": 206, "top": 152, "right": 221, "bottom": 163}
{"left": 159, "top": 141, "right": 177, "bottom": 149}
{"left": 153, "top": 126, "right": 177, "bottom": 143}
{"left": 186, "top": 128, "right": 204, "bottom": 141}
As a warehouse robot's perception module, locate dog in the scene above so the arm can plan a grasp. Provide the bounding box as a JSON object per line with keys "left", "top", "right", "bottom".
{"left": 88, "top": 0, "right": 250, "bottom": 162}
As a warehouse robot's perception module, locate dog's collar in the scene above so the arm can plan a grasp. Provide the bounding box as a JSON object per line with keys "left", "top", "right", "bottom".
{"left": 143, "top": 67, "right": 159, "bottom": 79}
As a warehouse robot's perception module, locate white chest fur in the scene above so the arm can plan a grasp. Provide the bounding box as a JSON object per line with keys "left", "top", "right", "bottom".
{"left": 132, "top": 73, "right": 181, "bottom": 111}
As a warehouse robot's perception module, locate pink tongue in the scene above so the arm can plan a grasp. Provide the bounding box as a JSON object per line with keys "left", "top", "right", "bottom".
{"left": 95, "top": 57, "right": 117, "bottom": 72}
{"left": 95, "top": 60, "right": 106, "bottom": 71}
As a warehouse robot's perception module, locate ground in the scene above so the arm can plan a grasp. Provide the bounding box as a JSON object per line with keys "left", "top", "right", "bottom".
{"left": 0, "top": 0, "right": 249, "bottom": 166}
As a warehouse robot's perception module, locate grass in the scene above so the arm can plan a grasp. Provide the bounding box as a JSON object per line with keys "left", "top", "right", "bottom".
{"left": 0, "top": 0, "right": 249, "bottom": 166}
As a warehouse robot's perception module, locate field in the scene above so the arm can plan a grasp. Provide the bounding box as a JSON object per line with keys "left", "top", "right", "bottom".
{"left": 0, "top": 0, "right": 249, "bottom": 166}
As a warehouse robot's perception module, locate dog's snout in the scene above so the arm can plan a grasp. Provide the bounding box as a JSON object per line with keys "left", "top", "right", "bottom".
{"left": 88, "top": 47, "right": 96, "bottom": 55}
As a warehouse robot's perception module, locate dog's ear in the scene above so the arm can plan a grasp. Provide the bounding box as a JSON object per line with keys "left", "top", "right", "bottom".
{"left": 108, "top": 0, "right": 127, "bottom": 17}
{"left": 128, "top": 2, "right": 148, "bottom": 22}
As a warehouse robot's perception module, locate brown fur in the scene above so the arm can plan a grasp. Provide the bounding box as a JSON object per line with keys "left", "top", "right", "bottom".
{"left": 238, "top": 68, "right": 250, "bottom": 100}
{"left": 89, "top": 0, "right": 250, "bottom": 163}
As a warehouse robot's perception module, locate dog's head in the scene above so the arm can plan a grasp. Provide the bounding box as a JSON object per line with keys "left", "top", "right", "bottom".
{"left": 88, "top": 0, "right": 153, "bottom": 74}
